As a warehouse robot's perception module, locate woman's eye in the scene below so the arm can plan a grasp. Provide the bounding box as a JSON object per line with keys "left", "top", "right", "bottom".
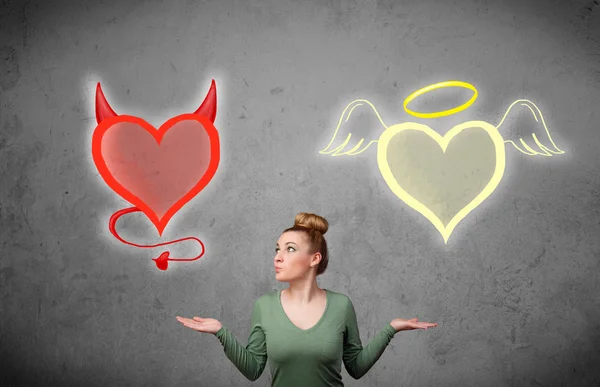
{"left": 275, "top": 247, "right": 295, "bottom": 253}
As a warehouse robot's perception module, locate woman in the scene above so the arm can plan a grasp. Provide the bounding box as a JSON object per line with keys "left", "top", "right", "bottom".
{"left": 176, "top": 212, "right": 437, "bottom": 386}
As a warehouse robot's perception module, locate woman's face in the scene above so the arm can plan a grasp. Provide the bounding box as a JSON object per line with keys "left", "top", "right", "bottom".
{"left": 274, "top": 231, "right": 317, "bottom": 282}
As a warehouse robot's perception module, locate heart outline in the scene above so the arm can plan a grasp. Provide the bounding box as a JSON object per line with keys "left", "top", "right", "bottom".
{"left": 92, "top": 113, "right": 220, "bottom": 236}
{"left": 377, "top": 120, "right": 505, "bottom": 243}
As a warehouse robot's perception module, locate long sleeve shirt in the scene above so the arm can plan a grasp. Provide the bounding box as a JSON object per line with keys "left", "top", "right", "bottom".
{"left": 214, "top": 288, "right": 397, "bottom": 386}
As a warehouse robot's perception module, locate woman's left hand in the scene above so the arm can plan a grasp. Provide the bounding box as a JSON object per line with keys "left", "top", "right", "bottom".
{"left": 390, "top": 317, "right": 437, "bottom": 332}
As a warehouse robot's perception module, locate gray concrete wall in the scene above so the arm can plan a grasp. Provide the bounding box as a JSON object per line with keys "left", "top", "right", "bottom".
{"left": 1, "top": 0, "right": 599, "bottom": 386}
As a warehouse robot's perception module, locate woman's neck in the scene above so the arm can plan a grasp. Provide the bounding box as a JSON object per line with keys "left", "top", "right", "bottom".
{"left": 285, "top": 281, "right": 324, "bottom": 305}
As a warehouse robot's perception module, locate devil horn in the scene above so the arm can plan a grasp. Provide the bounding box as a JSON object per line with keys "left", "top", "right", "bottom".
{"left": 95, "top": 82, "right": 118, "bottom": 124}
{"left": 193, "top": 79, "right": 217, "bottom": 123}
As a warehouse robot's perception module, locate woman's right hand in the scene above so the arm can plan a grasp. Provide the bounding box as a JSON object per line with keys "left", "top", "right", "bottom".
{"left": 176, "top": 315, "right": 223, "bottom": 335}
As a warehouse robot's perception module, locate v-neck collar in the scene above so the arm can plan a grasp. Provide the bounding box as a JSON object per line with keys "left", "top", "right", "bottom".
{"left": 278, "top": 288, "right": 330, "bottom": 333}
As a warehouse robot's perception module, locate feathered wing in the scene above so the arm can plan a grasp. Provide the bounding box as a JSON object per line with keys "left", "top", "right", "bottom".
{"left": 496, "top": 99, "right": 564, "bottom": 156}
{"left": 319, "top": 99, "right": 388, "bottom": 156}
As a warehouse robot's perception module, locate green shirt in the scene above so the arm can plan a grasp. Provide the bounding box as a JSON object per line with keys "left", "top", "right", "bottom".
{"left": 214, "top": 289, "right": 397, "bottom": 386}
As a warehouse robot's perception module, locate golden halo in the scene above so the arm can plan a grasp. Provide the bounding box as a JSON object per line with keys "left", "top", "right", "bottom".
{"left": 403, "top": 80, "right": 478, "bottom": 119}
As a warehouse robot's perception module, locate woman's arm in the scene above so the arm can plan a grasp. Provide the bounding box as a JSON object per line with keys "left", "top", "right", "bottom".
{"left": 342, "top": 297, "right": 397, "bottom": 379}
{"left": 214, "top": 298, "right": 268, "bottom": 381}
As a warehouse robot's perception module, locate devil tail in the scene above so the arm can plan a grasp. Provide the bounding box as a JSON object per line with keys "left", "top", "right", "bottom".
{"left": 109, "top": 207, "right": 205, "bottom": 271}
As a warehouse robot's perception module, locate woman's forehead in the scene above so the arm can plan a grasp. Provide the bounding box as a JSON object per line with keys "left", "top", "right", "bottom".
{"left": 277, "top": 231, "right": 305, "bottom": 244}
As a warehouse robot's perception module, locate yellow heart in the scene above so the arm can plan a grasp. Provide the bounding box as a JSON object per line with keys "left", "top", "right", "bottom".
{"left": 377, "top": 121, "right": 505, "bottom": 243}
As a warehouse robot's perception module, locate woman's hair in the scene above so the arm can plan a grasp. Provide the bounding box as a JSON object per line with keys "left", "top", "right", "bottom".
{"left": 283, "top": 212, "right": 329, "bottom": 275}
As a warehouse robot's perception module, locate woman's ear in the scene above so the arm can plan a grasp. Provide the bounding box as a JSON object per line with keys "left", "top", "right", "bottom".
{"left": 311, "top": 252, "right": 322, "bottom": 267}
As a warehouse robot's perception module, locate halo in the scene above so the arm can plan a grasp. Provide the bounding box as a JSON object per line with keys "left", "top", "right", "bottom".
{"left": 403, "top": 80, "right": 478, "bottom": 118}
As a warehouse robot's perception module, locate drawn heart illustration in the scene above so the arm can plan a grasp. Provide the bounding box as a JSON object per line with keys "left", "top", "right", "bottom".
{"left": 92, "top": 113, "right": 220, "bottom": 236}
{"left": 377, "top": 121, "right": 505, "bottom": 242}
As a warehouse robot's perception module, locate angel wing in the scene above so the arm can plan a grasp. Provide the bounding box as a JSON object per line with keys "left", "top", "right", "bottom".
{"left": 496, "top": 99, "right": 564, "bottom": 156}
{"left": 319, "top": 99, "right": 388, "bottom": 156}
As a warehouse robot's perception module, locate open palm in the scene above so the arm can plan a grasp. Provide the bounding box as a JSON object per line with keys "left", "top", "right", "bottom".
{"left": 176, "top": 315, "right": 223, "bottom": 334}
{"left": 390, "top": 317, "right": 437, "bottom": 332}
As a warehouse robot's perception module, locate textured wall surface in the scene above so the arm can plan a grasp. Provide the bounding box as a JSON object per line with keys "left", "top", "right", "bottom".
{"left": 1, "top": 0, "right": 600, "bottom": 386}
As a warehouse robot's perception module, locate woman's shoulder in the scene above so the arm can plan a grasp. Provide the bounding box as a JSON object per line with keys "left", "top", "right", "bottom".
{"left": 326, "top": 288, "right": 350, "bottom": 297}
{"left": 254, "top": 289, "right": 279, "bottom": 304}
{"left": 326, "top": 289, "right": 352, "bottom": 304}
{"left": 325, "top": 288, "right": 345, "bottom": 297}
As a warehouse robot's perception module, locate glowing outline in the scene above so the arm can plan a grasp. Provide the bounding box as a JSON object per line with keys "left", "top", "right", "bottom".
{"left": 319, "top": 99, "right": 388, "bottom": 156}
{"left": 497, "top": 99, "right": 565, "bottom": 157}
{"left": 92, "top": 113, "right": 220, "bottom": 236}
{"left": 319, "top": 82, "right": 565, "bottom": 243}
{"left": 377, "top": 121, "right": 505, "bottom": 243}
{"left": 403, "top": 80, "right": 478, "bottom": 119}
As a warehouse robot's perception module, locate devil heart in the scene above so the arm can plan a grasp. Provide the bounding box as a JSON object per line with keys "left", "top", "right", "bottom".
{"left": 91, "top": 80, "right": 220, "bottom": 270}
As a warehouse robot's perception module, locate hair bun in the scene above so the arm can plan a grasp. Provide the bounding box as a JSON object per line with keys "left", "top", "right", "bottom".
{"left": 293, "top": 212, "right": 329, "bottom": 234}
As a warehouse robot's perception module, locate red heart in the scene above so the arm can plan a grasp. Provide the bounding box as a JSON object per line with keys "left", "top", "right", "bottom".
{"left": 92, "top": 113, "right": 219, "bottom": 236}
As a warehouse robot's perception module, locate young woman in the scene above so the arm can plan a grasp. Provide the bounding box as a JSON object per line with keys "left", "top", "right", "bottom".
{"left": 176, "top": 212, "right": 437, "bottom": 386}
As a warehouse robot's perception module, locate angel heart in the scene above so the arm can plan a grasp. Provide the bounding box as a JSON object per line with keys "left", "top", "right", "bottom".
{"left": 377, "top": 121, "right": 505, "bottom": 242}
